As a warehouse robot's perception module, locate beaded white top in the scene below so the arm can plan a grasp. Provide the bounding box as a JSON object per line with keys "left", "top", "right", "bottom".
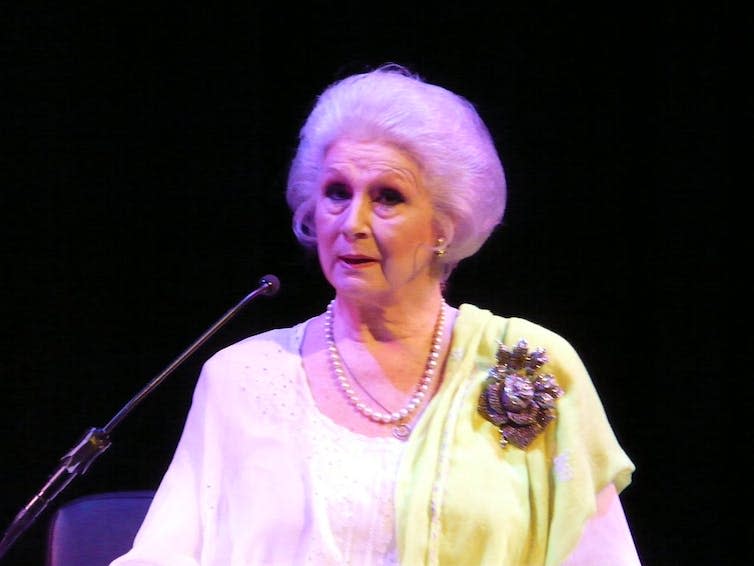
{"left": 299, "top": 355, "right": 405, "bottom": 565}
{"left": 111, "top": 319, "right": 406, "bottom": 566}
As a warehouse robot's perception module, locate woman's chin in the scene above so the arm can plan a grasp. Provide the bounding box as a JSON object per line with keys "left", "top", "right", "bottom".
{"left": 327, "top": 272, "right": 390, "bottom": 299}
{"left": 332, "top": 279, "right": 383, "bottom": 298}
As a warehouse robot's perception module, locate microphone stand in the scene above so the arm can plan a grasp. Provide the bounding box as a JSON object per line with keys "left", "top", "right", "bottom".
{"left": 0, "top": 275, "right": 280, "bottom": 561}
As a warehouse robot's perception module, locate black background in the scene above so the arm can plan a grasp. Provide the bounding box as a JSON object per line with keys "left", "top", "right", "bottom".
{"left": 1, "top": 4, "right": 724, "bottom": 565}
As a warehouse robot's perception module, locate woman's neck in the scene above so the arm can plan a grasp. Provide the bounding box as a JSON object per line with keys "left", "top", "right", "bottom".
{"left": 331, "top": 289, "right": 446, "bottom": 345}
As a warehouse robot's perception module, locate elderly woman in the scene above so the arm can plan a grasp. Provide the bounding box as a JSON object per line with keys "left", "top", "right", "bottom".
{"left": 111, "top": 65, "right": 640, "bottom": 565}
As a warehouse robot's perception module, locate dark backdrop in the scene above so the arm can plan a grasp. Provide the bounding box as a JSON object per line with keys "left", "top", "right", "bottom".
{"left": 1, "top": 5, "right": 723, "bottom": 565}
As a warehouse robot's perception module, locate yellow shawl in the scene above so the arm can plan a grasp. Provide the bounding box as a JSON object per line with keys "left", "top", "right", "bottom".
{"left": 396, "top": 304, "right": 634, "bottom": 565}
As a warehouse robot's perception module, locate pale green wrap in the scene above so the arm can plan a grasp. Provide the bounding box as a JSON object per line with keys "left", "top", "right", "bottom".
{"left": 396, "top": 304, "right": 634, "bottom": 565}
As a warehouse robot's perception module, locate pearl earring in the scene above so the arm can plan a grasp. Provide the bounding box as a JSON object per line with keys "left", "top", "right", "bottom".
{"left": 434, "top": 238, "right": 447, "bottom": 257}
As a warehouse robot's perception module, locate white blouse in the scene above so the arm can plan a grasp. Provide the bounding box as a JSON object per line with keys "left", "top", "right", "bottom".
{"left": 111, "top": 321, "right": 407, "bottom": 565}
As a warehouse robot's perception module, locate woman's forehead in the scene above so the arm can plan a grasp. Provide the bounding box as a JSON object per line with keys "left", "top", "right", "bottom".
{"left": 323, "top": 139, "right": 421, "bottom": 177}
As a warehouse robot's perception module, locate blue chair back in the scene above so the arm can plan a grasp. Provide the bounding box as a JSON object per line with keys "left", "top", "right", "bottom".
{"left": 46, "top": 490, "right": 154, "bottom": 566}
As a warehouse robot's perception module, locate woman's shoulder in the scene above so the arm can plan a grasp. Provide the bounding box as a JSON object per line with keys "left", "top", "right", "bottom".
{"left": 186, "top": 321, "right": 312, "bottom": 418}
{"left": 458, "top": 303, "right": 576, "bottom": 351}
{"left": 456, "top": 303, "right": 586, "bottom": 380}
{"left": 202, "top": 320, "right": 308, "bottom": 372}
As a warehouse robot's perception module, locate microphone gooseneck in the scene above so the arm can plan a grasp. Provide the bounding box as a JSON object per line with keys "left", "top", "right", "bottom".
{"left": 0, "top": 275, "right": 281, "bottom": 561}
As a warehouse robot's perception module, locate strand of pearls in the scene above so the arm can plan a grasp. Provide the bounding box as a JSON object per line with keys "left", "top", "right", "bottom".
{"left": 323, "top": 299, "right": 446, "bottom": 435}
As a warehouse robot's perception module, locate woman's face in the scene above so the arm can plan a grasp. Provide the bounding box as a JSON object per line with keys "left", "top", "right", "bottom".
{"left": 314, "top": 139, "right": 440, "bottom": 303}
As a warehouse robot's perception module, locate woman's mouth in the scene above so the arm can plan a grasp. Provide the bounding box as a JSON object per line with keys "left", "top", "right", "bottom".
{"left": 339, "top": 255, "right": 377, "bottom": 267}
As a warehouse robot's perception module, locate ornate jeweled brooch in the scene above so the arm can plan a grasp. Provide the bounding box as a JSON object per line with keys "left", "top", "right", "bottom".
{"left": 477, "top": 339, "right": 563, "bottom": 449}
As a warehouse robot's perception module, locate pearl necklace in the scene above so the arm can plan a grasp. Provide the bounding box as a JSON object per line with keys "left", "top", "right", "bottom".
{"left": 323, "top": 299, "right": 446, "bottom": 440}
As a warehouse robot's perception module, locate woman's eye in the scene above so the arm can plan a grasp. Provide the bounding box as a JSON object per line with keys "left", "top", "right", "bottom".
{"left": 375, "top": 188, "right": 405, "bottom": 206}
{"left": 324, "top": 183, "right": 350, "bottom": 200}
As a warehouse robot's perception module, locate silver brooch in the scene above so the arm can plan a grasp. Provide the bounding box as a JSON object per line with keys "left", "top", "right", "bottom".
{"left": 477, "top": 339, "right": 563, "bottom": 449}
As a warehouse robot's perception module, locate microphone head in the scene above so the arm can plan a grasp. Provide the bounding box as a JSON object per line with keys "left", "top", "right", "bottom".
{"left": 259, "top": 274, "right": 281, "bottom": 297}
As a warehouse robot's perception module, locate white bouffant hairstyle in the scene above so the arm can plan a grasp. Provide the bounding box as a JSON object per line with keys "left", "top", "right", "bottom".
{"left": 286, "top": 64, "right": 506, "bottom": 276}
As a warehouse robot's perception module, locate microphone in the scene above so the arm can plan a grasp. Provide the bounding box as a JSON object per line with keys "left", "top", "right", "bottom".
{"left": 259, "top": 274, "right": 280, "bottom": 297}
{"left": 0, "top": 275, "right": 281, "bottom": 560}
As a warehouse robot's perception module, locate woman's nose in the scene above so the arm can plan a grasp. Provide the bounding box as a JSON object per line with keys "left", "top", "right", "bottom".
{"left": 341, "top": 196, "right": 370, "bottom": 239}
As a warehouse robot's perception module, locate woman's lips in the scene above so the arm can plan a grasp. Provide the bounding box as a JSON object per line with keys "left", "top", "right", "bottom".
{"left": 339, "top": 255, "right": 377, "bottom": 267}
